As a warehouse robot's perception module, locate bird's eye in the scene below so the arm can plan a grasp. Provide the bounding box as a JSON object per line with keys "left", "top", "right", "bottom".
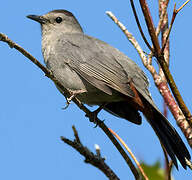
{"left": 55, "top": 17, "right": 62, "bottom": 23}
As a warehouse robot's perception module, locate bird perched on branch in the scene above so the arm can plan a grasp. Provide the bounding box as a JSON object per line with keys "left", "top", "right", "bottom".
{"left": 27, "top": 9, "right": 191, "bottom": 169}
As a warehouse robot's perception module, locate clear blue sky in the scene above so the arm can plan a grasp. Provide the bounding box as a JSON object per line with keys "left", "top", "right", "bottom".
{"left": 0, "top": 1, "right": 191, "bottom": 179}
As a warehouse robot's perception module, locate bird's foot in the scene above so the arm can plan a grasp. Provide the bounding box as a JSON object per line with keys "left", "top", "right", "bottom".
{"left": 86, "top": 104, "right": 106, "bottom": 127}
{"left": 62, "top": 89, "right": 86, "bottom": 109}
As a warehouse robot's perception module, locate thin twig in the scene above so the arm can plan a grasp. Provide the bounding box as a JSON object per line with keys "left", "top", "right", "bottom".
{"left": 162, "top": 101, "right": 172, "bottom": 180}
{"left": 0, "top": 33, "right": 141, "bottom": 180}
{"left": 108, "top": 128, "right": 149, "bottom": 180}
{"left": 162, "top": 146, "right": 170, "bottom": 180}
{"left": 161, "top": 4, "right": 176, "bottom": 54}
{"left": 72, "top": 125, "right": 81, "bottom": 143}
{"left": 129, "top": 0, "right": 153, "bottom": 52}
{"left": 106, "top": 11, "right": 157, "bottom": 76}
{"left": 61, "top": 126, "right": 120, "bottom": 180}
{"left": 176, "top": 0, "right": 191, "bottom": 13}
{"left": 97, "top": 120, "right": 141, "bottom": 180}
{"left": 161, "top": 0, "right": 191, "bottom": 53}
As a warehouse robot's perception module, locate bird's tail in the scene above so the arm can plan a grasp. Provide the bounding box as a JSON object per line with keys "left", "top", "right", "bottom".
{"left": 144, "top": 103, "right": 191, "bottom": 169}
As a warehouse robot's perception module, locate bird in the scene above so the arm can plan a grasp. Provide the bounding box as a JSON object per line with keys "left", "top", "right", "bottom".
{"left": 27, "top": 9, "right": 191, "bottom": 169}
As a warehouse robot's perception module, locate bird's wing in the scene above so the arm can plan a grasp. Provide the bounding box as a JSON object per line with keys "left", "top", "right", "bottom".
{"left": 54, "top": 33, "right": 149, "bottom": 98}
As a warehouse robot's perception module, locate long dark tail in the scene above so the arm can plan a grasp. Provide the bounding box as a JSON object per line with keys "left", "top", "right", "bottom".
{"left": 104, "top": 100, "right": 191, "bottom": 169}
{"left": 144, "top": 104, "right": 191, "bottom": 169}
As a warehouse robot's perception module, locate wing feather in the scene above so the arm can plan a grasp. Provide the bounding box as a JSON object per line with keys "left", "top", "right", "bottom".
{"left": 54, "top": 33, "right": 149, "bottom": 98}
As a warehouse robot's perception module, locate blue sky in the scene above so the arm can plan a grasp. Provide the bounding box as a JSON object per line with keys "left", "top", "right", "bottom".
{"left": 0, "top": 0, "right": 191, "bottom": 179}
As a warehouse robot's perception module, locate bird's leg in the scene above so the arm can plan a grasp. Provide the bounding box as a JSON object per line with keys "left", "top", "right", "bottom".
{"left": 86, "top": 103, "right": 107, "bottom": 125}
{"left": 63, "top": 89, "right": 87, "bottom": 109}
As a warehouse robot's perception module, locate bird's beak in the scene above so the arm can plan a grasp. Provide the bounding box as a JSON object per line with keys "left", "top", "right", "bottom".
{"left": 27, "top": 15, "right": 48, "bottom": 24}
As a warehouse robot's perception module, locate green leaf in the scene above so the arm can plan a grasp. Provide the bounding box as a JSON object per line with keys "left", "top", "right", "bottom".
{"left": 140, "top": 161, "right": 174, "bottom": 180}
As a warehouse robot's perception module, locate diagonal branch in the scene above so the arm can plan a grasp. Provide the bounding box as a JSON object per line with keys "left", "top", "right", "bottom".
{"left": 109, "top": 128, "right": 149, "bottom": 180}
{"left": 106, "top": 11, "right": 156, "bottom": 76}
{"left": 176, "top": 0, "right": 191, "bottom": 13}
{"left": 61, "top": 126, "right": 120, "bottom": 180}
{"left": 0, "top": 33, "right": 141, "bottom": 180}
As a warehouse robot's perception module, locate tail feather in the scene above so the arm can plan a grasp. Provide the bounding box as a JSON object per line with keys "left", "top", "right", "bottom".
{"left": 104, "top": 101, "right": 142, "bottom": 125}
{"left": 144, "top": 105, "right": 191, "bottom": 169}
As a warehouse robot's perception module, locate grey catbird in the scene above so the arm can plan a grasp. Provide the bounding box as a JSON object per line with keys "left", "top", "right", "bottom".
{"left": 27, "top": 10, "right": 191, "bottom": 169}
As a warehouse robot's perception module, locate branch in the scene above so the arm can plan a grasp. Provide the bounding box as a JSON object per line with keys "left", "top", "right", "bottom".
{"left": 162, "top": 101, "right": 173, "bottom": 180}
{"left": 161, "top": 4, "right": 176, "bottom": 54}
{"left": 108, "top": 128, "right": 149, "bottom": 180}
{"left": 106, "top": 8, "right": 192, "bottom": 147}
{"left": 156, "top": 0, "right": 170, "bottom": 37}
{"left": 61, "top": 126, "right": 120, "bottom": 180}
{"left": 162, "top": 146, "right": 173, "bottom": 180}
{"left": 139, "top": 0, "right": 192, "bottom": 127}
{"left": 0, "top": 33, "right": 141, "bottom": 180}
{"left": 129, "top": 0, "right": 153, "bottom": 51}
{"left": 139, "top": 0, "right": 161, "bottom": 55}
{"left": 96, "top": 119, "right": 141, "bottom": 179}
{"left": 161, "top": 0, "right": 191, "bottom": 53}
{"left": 176, "top": 0, "right": 191, "bottom": 13}
{"left": 106, "top": 11, "right": 157, "bottom": 76}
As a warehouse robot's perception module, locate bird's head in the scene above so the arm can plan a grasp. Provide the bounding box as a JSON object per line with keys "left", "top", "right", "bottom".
{"left": 27, "top": 9, "right": 83, "bottom": 35}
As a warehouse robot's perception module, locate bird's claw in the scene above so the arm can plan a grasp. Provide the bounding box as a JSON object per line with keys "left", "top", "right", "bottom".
{"left": 93, "top": 119, "right": 105, "bottom": 128}
{"left": 62, "top": 89, "right": 86, "bottom": 110}
{"left": 86, "top": 104, "right": 106, "bottom": 127}
{"left": 62, "top": 95, "right": 74, "bottom": 110}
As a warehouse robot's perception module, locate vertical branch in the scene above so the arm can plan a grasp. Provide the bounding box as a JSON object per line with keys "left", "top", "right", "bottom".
{"left": 106, "top": 9, "right": 192, "bottom": 147}
{"left": 139, "top": 0, "right": 161, "bottom": 55}
{"left": 158, "top": 0, "right": 192, "bottom": 145}
{"left": 139, "top": 0, "right": 192, "bottom": 126}
{"left": 159, "top": 0, "right": 170, "bottom": 78}
{"left": 129, "top": 0, "right": 153, "bottom": 51}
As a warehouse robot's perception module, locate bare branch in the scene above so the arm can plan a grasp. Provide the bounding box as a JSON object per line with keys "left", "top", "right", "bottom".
{"left": 162, "top": 0, "right": 191, "bottom": 52}
{"left": 96, "top": 120, "right": 141, "bottom": 179}
{"left": 156, "top": 0, "right": 170, "bottom": 37}
{"left": 61, "top": 126, "right": 120, "bottom": 180}
{"left": 139, "top": 0, "right": 161, "bottom": 55}
{"left": 162, "top": 146, "right": 173, "bottom": 180}
{"left": 158, "top": 0, "right": 192, "bottom": 147}
{"left": 106, "top": 11, "right": 157, "bottom": 76}
{"left": 108, "top": 128, "right": 149, "bottom": 180}
{"left": 129, "top": 0, "right": 153, "bottom": 51}
{"left": 162, "top": 101, "right": 173, "bottom": 180}
{"left": 72, "top": 125, "right": 81, "bottom": 144}
{"left": 161, "top": 4, "right": 176, "bottom": 54}
{"left": 176, "top": 0, "right": 191, "bottom": 13}
{"left": 106, "top": 5, "right": 192, "bottom": 147}
{"left": 138, "top": 0, "right": 192, "bottom": 127}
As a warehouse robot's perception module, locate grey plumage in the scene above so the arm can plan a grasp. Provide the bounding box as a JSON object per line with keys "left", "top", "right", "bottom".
{"left": 27, "top": 9, "right": 191, "bottom": 169}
